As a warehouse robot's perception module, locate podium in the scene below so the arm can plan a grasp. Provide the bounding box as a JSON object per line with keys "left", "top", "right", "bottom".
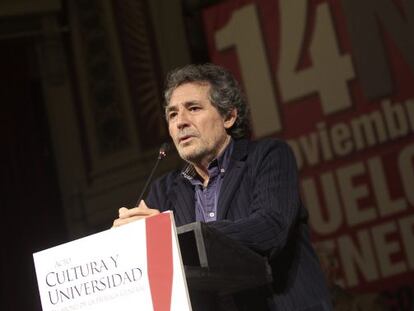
{"left": 177, "top": 222, "right": 273, "bottom": 310}
{"left": 33, "top": 214, "right": 272, "bottom": 311}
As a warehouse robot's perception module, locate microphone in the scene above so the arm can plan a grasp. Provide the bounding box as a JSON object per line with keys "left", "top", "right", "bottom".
{"left": 135, "top": 142, "right": 170, "bottom": 206}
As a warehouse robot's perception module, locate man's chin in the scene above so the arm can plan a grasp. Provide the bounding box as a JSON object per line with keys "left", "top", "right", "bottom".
{"left": 178, "top": 147, "right": 203, "bottom": 163}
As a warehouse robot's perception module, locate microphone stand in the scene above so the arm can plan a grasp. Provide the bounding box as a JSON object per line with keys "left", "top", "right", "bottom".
{"left": 135, "top": 143, "right": 169, "bottom": 206}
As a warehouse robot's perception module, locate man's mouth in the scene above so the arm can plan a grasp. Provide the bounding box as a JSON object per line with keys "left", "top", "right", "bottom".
{"left": 179, "top": 135, "right": 194, "bottom": 144}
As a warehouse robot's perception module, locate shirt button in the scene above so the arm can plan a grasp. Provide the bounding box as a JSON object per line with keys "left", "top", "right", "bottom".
{"left": 209, "top": 212, "right": 215, "bottom": 218}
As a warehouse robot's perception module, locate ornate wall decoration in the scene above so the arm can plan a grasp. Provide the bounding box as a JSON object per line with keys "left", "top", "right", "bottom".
{"left": 75, "top": 0, "right": 133, "bottom": 158}
{"left": 111, "top": 0, "right": 167, "bottom": 150}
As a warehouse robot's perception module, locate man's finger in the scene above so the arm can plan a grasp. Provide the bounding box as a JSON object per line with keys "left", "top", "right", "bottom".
{"left": 118, "top": 207, "right": 129, "bottom": 216}
{"left": 137, "top": 200, "right": 149, "bottom": 209}
{"left": 118, "top": 205, "right": 160, "bottom": 219}
{"left": 113, "top": 208, "right": 161, "bottom": 227}
{"left": 112, "top": 216, "right": 143, "bottom": 227}
{"left": 118, "top": 207, "right": 140, "bottom": 219}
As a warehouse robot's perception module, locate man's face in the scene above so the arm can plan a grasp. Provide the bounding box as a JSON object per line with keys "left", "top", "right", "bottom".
{"left": 166, "top": 82, "right": 236, "bottom": 166}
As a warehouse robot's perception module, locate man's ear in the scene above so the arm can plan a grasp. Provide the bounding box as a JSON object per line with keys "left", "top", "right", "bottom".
{"left": 224, "top": 108, "right": 237, "bottom": 129}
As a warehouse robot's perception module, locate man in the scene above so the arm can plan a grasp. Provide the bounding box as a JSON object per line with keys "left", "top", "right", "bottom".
{"left": 113, "top": 64, "right": 331, "bottom": 310}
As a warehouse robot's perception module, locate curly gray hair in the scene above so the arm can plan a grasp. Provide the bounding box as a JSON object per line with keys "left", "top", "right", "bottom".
{"left": 164, "top": 63, "right": 250, "bottom": 139}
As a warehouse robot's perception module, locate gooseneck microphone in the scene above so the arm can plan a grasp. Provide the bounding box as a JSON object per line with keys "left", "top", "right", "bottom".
{"left": 135, "top": 142, "right": 170, "bottom": 206}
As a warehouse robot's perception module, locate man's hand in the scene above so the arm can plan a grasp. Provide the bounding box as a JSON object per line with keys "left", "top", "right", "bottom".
{"left": 112, "top": 200, "right": 160, "bottom": 227}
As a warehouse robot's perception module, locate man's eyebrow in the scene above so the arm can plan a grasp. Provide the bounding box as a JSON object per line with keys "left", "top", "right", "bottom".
{"left": 165, "top": 105, "right": 177, "bottom": 113}
{"left": 182, "top": 100, "right": 201, "bottom": 107}
{"left": 166, "top": 101, "right": 200, "bottom": 112}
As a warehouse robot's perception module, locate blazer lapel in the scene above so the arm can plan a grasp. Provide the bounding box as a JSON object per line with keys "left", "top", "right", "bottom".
{"left": 170, "top": 177, "right": 195, "bottom": 226}
{"left": 217, "top": 139, "right": 249, "bottom": 219}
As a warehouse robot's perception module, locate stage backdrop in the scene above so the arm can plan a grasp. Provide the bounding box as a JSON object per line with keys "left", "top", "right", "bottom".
{"left": 203, "top": 0, "right": 414, "bottom": 308}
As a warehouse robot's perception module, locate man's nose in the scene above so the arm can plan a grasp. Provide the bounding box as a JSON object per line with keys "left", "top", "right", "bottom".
{"left": 176, "top": 110, "right": 190, "bottom": 129}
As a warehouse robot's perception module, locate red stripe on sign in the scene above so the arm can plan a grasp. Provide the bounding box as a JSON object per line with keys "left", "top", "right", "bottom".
{"left": 146, "top": 213, "right": 173, "bottom": 311}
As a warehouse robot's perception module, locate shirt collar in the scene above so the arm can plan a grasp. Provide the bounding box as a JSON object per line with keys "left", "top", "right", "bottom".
{"left": 181, "top": 138, "right": 234, "bottom": 181}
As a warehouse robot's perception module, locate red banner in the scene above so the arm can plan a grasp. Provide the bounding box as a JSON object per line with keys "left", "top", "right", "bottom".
{"left": 203, "top": 0, "right": 414, "bottom": 304}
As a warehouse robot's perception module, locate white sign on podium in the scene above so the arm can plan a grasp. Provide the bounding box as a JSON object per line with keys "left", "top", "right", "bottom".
{"left": 33, "top": 212, "right": 192, "bottom": 311}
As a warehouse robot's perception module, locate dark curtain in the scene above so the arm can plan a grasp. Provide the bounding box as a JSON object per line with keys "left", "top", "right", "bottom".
{"left": 0, "top": 38, "right": 67, "bottom": 311}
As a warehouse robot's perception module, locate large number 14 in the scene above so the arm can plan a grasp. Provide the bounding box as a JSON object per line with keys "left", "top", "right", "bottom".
{"left": 215, "top": 1, "right": 355, "bottom": 137}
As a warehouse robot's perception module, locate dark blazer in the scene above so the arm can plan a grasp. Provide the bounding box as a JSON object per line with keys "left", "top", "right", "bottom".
{"left": 146, "top": 138, "right": 332, "bottom": 310}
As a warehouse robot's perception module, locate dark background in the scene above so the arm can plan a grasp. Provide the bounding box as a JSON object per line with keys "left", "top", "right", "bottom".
{"left": 0, "top": 1, "right": 218, "bottom": 310}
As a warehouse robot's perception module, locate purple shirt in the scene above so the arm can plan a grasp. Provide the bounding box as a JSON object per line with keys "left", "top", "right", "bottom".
{"left": 182, "top": 140, "right": 234, "bottom": 222}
